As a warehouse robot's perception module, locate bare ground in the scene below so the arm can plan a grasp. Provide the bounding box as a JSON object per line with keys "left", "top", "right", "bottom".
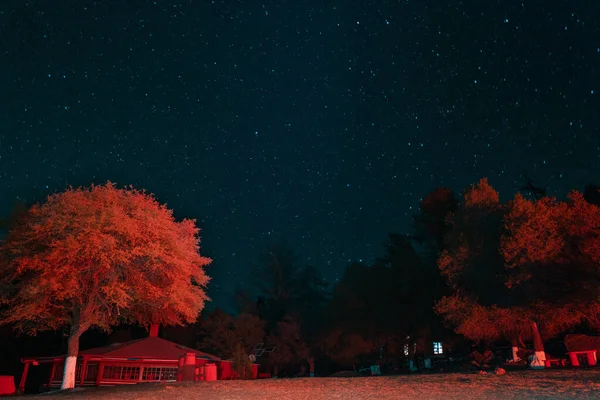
{"left": 29, "top": 369, "right": 600, "bottom": 400}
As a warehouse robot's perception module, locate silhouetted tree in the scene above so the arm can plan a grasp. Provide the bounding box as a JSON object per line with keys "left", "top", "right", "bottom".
{"left": 265, "top": 315, "right": 309, "bottom": 377}
{"left": 252, "top": 242, "right": 299, "bottom": 325}
{"left": 413, "top": 187, "right": 458, "bottom": 254}
{"left": 288, "top": 265, "right": 330, "bottom": 375}
{"left": 232, "top": 342, "right": 253, "bottom": 379}
{"left": 583, "top": 184, "right": 600, "bottom": 206}
{"left": 234, "top": 288, "right": 258, "bottom": 315}
{"left": 233, "top": 313, "right": 265, "bottom": 360}
{"left": 325, "top": 262, "right": 385, "bottom": 341}
{"left": 0, "top": 200, "right": 28, "bottom": 233}
{"left": 250, "top": 242, "right": 329, "bottom": 375}
{"left": 197, "top": 310, "right": 265, "bottom": 364}
{"left": 435, "top": 179, "right": 527, "bottom": 355}
{"left": 325, "top": 260, "right": 400, "bottom": 365}
{"left": 319, "top": 329, "right": 373, "bottom": 370}
{"left": 197, "top": 308, "right": 237, "bottom": 358}
{"left": 378, "top": 233, "right": 448, "bottom": 358}
{"left": 520, "top": 172, "right": 546, "bottom": 200}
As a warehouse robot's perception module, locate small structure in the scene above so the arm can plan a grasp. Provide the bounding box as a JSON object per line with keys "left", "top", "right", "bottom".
{"left": 0, "top": 376, "right": 15, "bottom": 395}
{"left": 564, "top": 334, "right": 600, "bottom": 367}
{"left": 19, "top": 324, "right": 256, "bottom": 392}
{"left": 567, "top": 350, "right": 597, "bottom": 367}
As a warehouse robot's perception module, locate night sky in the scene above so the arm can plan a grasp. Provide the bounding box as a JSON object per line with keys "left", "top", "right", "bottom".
{"left": 1, "top": 1, "right": 599, "bottom": 311}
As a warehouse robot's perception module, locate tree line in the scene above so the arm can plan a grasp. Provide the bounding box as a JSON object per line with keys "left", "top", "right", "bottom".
{"left": 0, "top": 179, "right": 599, "bottom": 387}
{"left": 190, "top": 178, "right": 600, "bottom": 376}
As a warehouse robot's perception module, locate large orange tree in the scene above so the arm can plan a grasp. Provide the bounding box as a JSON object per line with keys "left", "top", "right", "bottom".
{"left": 501, "top": 191, "right": 600, "bottom": 345}
{"left": 0, "top": 183, "right": 211, "bottom": 389}
{"left": 437, "top": 179, "right": 600, "bottom": 366}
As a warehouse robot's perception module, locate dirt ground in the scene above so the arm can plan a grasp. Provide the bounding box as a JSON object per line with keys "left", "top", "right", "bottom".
{"left": 28, "top": 369, "right": 600, "bottom": 400}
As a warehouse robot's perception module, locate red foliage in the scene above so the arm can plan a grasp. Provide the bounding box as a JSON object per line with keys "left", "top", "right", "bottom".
{"left": 434, "top": 294, "right": 521, "bottom": 343}
{"left": 463, "top": 178, "right": 500, "bottom": 208}
{"left": 437, "top": 179, "right": 600, "bottom": 346}
{"left": 0, "top": 182, "right": 211, "bottom": 334}
{"left": 500, "top": 190, "right": 600, "bottom": 332}
{"left": 502, "top": 193, "right": 568, "bottom": 271}
{"left": 568, "top": 191, "right": 600, "bottom": 265}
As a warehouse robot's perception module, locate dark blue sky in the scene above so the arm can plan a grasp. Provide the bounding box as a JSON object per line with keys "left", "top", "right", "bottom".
{"left": 1, "top": 0, "right": 599, "bottom": 310}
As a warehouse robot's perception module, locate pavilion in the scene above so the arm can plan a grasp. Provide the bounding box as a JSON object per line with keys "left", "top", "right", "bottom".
{"left": 19, "top": 324, "right": 257, "bottom": 392}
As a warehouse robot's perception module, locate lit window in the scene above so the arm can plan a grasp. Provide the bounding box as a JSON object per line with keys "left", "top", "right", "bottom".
{"left": 433, "top": 342, "right": 443, "bottom": 355}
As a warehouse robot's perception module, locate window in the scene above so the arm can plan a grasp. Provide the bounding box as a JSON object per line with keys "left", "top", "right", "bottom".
{"left": 142, "top": 366, "right": 178, "bottom": 382}
{"left": 102, "top": 365, "right": 141, "bottom": 381}
{"left": 433, "top": 342, "right": 443, "bottom": 355}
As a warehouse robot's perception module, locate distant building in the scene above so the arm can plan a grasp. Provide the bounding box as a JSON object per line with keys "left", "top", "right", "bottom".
{"left": 19, "top": 324, "right": 258, "bottom": 392}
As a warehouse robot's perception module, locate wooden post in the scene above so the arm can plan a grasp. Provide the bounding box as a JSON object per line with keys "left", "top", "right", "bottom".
{"left": 149, "top": 324, "right": 159, "bottom": 337}
{"left": 49, "top": 363, "right": 57, "bottom": 386}
{"left": 19, "top": 362, "right": 30, "bottom": 393}
{"left": 568, "top": 352, "right": 580, "bottom": 367}
{"left": 587, "top": 351, "right": 597, "bottom": 367}
{"left": 510, "top": 338, "right": 520, "bottom": 362}
{"left": 79, "top": 357, "right": 88, "bottom": 387}
{"left": 96, "top": 364, "right": 103, "bottom": 386}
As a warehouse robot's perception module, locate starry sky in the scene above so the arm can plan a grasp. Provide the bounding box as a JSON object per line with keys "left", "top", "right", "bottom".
{"left": 1, "top": 1, "right": 599, "bottom": 311}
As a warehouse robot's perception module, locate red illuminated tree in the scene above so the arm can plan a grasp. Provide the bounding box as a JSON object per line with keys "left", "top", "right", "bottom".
{"left": 501, "top": 192, "right": 600, "bottom": 344}
{"left": 435, "top": 179, "right": 528, "bottom": 359}
{"left": 438, "top": 179, "right": 600, "bottom": 366}
{"left": 0, "top": 183, "right": 211, "bottom": 389}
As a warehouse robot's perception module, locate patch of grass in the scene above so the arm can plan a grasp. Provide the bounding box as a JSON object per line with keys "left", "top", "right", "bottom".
{"left": 27, "top": 369, "right": 600, "bottom": 400}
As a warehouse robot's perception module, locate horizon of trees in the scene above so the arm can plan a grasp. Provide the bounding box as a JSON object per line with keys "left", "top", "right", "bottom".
{"left": 191, "top": 178, "right": 600, "bottom": 376}
{"left": 0, "top": 177, "right": 599, "bottom": 384}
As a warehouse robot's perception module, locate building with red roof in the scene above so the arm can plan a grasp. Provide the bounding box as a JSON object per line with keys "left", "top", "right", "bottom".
{"left": 19, "top": 324, "right": 257, "bottom": 392}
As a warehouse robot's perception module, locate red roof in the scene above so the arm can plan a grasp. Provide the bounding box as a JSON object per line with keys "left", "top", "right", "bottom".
{"left": 79, "top": 336, "right": 221, "bottom": 361}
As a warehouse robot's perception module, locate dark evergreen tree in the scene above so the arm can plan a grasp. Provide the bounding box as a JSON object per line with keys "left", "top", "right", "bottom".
{"left": 412, "top": 187, "right": 458, "bottom": 255}
{"left": 583, "top": 184, "right": 600, "bottom": 206}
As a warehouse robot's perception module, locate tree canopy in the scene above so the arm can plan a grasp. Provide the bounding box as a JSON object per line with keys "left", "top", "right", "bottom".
{"left": 0, "top": 182, "right": 211, "bottom": 388}
{"left": 436, "top": 178, "right": 600, "bottom": 349}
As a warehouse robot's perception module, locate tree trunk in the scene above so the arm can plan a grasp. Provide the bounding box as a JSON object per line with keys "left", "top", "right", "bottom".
{"left": 61, "top": 307, "right": 88, "bottom": 390}
{"left": 61, "top": 331, "right": 82, "bottom": 389}
{"left": 307, "top": 356, "right": 315, "bottom": 377}
{"left": 510, "top": 338, "right": 520, "bottom": 362}
{"left": 529, "top": 321, "right": 546, "bottom": 369}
